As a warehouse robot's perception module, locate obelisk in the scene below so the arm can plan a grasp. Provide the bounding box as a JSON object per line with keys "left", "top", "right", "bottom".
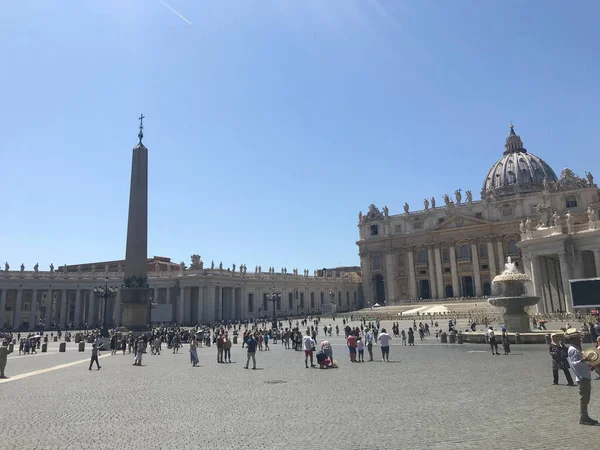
{"left": 120, "top": 114, "right": 150, "bottom": 330}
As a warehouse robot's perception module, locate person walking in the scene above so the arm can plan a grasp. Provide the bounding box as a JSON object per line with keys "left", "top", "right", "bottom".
{"left": 487, "top": 326, "right": 500, "bottom": 355}
{"left": 189, "top": 338, "right": 199, "bottom": 367}
{"left": 566, "top": 328, "right": 598, "bottom": 425}
{"left": 245, "top": 333, "right": 257, "bottom": 369}
{"left": 378, "top": 328, "right": 392, "bottom": 362}
{"left": 501, "top": 328, "right": 511, "bottom": 355}
{"left": 88, "top": 343, "right": 101, "bottom": 370}
{"left": 365, "top": 328, "right": 374, "bottom": 361}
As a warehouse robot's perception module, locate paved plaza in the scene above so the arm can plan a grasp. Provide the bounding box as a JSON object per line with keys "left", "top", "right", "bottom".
{"left": 0, "top": 318, "right": 597, "bottom": 450}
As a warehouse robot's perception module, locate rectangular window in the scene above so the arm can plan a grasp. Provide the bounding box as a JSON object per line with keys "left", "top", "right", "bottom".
{"left": 418, "top": 270, "right": 427, "bottom": 275}
{"left": 310, "top": 292, "right": 315, "bottom": 309}
{"left": 288, "top": 293, "right": 293, "bottom": 310}
{"left": 438, "top": 218, "right": 445, "bottom": 225}
{"left": 444, "top": 268, "right": 451, "bottom": 273}
{"left": 475, "top": 212, "right": 483, "bottom": 219}
{"left": 248, "top": 293, "right": 254, "bottom": 313}
{"left": 413, "top": 221, "right": 423, "bottom": 230}
{"left": 300, "top": 292, "right": 304, "bottom": 308}
{"left": 373, "top": 255, "right": 381, "bottom": 270}
{"left": 396, "top": 224, "right": 402, "bottom": 233}
{"left": 442, "top": 250, "right": 450, "bottom": 262}
{"left": 320, "top": 292, "right": 324, "bottom": 305}
{"left": 482, "top": 265, "right": 489, "bottom": 270}
{"left": 479, "top": 245, "right": 488, "bottom": 258}
{"left": 370, "top": 225, "right": 378, "bottom": 236}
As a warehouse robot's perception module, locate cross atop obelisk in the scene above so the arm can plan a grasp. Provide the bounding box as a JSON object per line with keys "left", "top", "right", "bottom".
{"left": 138, "top": 113, "right": 145, "bottom": 144}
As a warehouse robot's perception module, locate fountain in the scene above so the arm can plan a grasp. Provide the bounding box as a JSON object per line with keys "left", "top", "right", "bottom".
{"left": 488, "top": 257, "right": 540, "bottom": 332}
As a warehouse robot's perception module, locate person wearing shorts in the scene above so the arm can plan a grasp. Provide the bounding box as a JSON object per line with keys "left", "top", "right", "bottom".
{"left": 377, "top": 328, "right": 392, "bottom": 362}
{"left": 302, "top": 331, "right": 316, "bottom": 368}
{"left": 347, "top": 334, "right": 357, "bottom": 362}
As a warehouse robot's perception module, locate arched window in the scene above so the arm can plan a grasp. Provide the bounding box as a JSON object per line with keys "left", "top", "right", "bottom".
{"left": 459, "top": 244, "right": 469, "bottom": 259}
{"left": 566, "top": 195, "right": 577, "bottom": 208}
{"left": 417, "top": 250, "right": 427, "bottom": 263}
{"left": 508, "top": 240, "right": 518, "bottom": 254}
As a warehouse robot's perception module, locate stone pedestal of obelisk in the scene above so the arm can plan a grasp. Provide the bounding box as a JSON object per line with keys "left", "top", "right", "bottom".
{"left": 120, "top": 116, "right": 150, "bottom": 330}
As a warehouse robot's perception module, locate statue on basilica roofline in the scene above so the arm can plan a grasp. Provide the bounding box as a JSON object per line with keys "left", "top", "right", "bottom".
{"left": 566, "top": 212, "right": 574, "bottom": 235}
{"left": 258, "top": 265, "right": 262, "bottom": 274}
{"left": 525, "top": 217, "right": 532, "bottom": 231}
{"left": 211, "top": 260, "right": 215, "bottom": 270}
{"left": 455, "top": 189, "right": 462, "bottom": 204}
{"left": 4, "top": 262, "right": 8, "bottom": 272}
{"left": 180, "top": 261, "right": 186, "bottom": 272}
{"left": 20, "top": 263, "right": 24, "bottom": 272}
{"left": 519, "top": 220, "right": 526, "bottom": 234}
{"left": 423, "top": 198, "right": 429, "bottom": 210}
{"left": 542, "top": 177, "right": 549, "bottom": 192}
{"left": 465, "top": 190, "right": 473, "bottom": 204}
{"left": 219, "top": 261, "right": 223, "bottom": 271}
{"left": 403, "top": 202, "right": 409, "bottom": 214}
{"left": 358, "top": 211, "right": 363, "bottom": 222}
{"left": 552, "top": 212, "right": 561, "bottom": 228}
{"left": 232, "top": 263, "right": 236, "bottom": 272}
{"left": 49, "top": 263, "right": 54, "bottom": 273}
{"left": 383, "top": 206, "right": 389, "bottom": 218}
{"left": 586, "top": 172, "right": 594, "bottom": 185}
{"left": 443, "top": 194, "right": 451, "bottom": 207}
{"left": 588, "top": 206, "right": 596, "bottom": 223}
{"left": 34, "top": 263, "right": 39, "bottom": 273}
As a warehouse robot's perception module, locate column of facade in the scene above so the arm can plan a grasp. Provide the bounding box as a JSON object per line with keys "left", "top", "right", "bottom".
{"left": 406, "top": 247, "right": 417, "bottom": 300}
{"left": 45, "top": 290, "right": 53, "bottom": 327}
{"left": 178, "top": 286, "right": 186, "bottom": 324}
{"left": 215, "top": 286, "right": 222, "bottom": 321}
{"left": 74, "top": 290, "right": 82, "bottom": 327}
{"left": 470, "top": 241, "right": 482, "bottom": 297}
{"left": 558, "top": 251, "right": 573, "bottom": 313}
{"left": 449, "top": 244, "right": 459, "bottom": 297}
{"left": 205, "top": 286, "right": 216, "bottom": 321}
{"left": 496, "top": 239, "right": 505, "bottom": 271}
{"left": 0, "top": 289, "right": 7, "bottom": 329}
{"left": 29, "top": 289, "right": 38, "bottom": 330}
{"left": 87, "top": 290, "right": 96, "bottom": 326}
{"left": 153, "top": 287, "right": 159, "bottom": 304}
{"left": 359, "top": 252, "right": 372, "bottom": 309}
{"left": 594, "top": 249, "right": 600, "bottom": 277}
{"left": 59, "top": 289, "right": 67, "bottom": 328}
{"left": 197, "top": 286, "right": 205, "bottom": 323}
{"left": 14, "top": 289, "right": 23, "bottom": 329}
{"left": 113, "top": 289, "right": 121, "bottom": 327}
{"left": 530, "top": 255, "right": 545, "bottom": 314}
{"left": 384, "top": 249, "right": 396, "bottom": 303}
{"left": 487, "top": 239, "right": 497, "bottom": 277}
{"left": 427, "top": 245, "right": 438, "bottom": 299}
{"left": 434, "top": 245, "right": 444, "bottom": 298}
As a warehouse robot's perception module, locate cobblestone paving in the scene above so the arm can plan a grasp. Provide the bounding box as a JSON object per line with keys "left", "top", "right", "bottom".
{"left": 0, "top": 321, "right": 597, "bottom": 449}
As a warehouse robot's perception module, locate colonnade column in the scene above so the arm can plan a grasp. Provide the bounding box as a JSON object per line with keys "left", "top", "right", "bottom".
{"left": 594, "top": 249, "right": 600, "bottom": 277}
{"left": 197, "top": 286, "right": 204, "bottom": 323}
{"left": 496, "top": 239, "right": 505, "bottom": 271}
{"left": 487, "top": 239, "right": 497, "bottom": 277}
{"left": 113, "top": 289, "right": 121, "bottom": 327}
{"left": 427, "top": 245, "right": 438, "bottom": 299}
{"left": 87, "top": 290, "right": 96, "bottom": 326}
{"left": 29, "top": 290, "right": 38, "bottom": 330}
{"left": 14, "top": 289, "right": 23, "bottom": 329}
{"left": 74, "top": 290, "right": 82, "bottom": 327}
{"left": 59, "top": 289, "right": 67, "bottom": 329}
{"left": 470, "top": 241, "right": 482, "bottom": 297}
{"left": 45, "top": 290, "right": 53, "bottom": 327}
{"left": 406, "top": 247, "right": 417, "bottom": 300}
{"left": 178, "top": 286, "right": 186, "bottom": 324}
{"left": 206, "top": 286, "right": 216, "bottom": 321}
{"left": 384, "top": 249, "right": 396, "bottom": 303}
{"left": 434, "top": 245, "right": 444, "bottom": 298}
{"left": 359, "top": 252, "right": 372, "bottom": 310}
{"left": 449, "top": 244, "right": 459, "bottom": 297}
{"left": 0, "top": 289, "right": 7, "bottom": 329}
{"left": 215, "top": 286, "right": 223, "bottom": 321}
{"left": 558, "top": 251, "right": 573, "bottom": 313}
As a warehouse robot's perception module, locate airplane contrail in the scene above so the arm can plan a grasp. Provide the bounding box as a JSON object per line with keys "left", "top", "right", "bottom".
{"left": 159, "top": 0, "right": 191, "bottom": 24}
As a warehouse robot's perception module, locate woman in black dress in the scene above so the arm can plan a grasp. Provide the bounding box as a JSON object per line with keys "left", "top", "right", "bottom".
{"left": 549, "top": 333, "right": 574, "bottom": 386}
{"left": 407, "top": 327, "right": 415, "bottom": 346}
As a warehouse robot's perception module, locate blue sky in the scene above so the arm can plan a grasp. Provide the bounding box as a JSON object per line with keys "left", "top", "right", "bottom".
{"left": 1, "top": 0, "right": 599, "bottom": 272}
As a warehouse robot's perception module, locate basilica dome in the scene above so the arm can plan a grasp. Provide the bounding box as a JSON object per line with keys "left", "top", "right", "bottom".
{"left": 481, "top": 125, "right": 558, "bottom": 199}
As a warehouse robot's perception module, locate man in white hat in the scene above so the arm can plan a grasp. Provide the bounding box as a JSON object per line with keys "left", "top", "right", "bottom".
{"left": 566, "top": 329, "right": 598, "bottom": 425}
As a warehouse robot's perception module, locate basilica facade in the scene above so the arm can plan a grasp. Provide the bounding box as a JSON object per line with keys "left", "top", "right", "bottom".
{"left": 0, "top": 256, "right": 361, "bottom": 331}
{"left": 357, "top": 125, "right": 600, "bottom": 312}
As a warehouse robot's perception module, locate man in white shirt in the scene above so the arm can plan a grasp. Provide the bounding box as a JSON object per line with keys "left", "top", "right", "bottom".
{"left": 566, "top": 329, "right": 598, "bottom": 425}
{"left": 302, "top": 330, "right": 316, "bottom": 368}
{"left": 377, "top": 328, "right": 392, "bottom": 362}
{"left": 487, "top": 326, "right": 499, "bottom": 355}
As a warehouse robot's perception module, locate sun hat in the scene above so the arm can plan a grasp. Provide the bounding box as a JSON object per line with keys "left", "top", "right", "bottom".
{"left": 564, "top": 328, "right": 581, "bottom": 338}
{"left": 583, "top": 347, "right": 600, "bottom": 365}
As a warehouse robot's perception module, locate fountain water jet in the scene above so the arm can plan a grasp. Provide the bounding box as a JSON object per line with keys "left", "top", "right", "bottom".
{"left": 488, "top": 257, "right": 540, "bottom": 332}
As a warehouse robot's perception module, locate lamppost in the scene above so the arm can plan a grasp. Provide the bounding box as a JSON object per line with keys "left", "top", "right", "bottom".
{"left": 266, "top": 288, "right": 281, "bottom": 329}
{"left": 94, "top": 277, "right": 117, "bottom": 337}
